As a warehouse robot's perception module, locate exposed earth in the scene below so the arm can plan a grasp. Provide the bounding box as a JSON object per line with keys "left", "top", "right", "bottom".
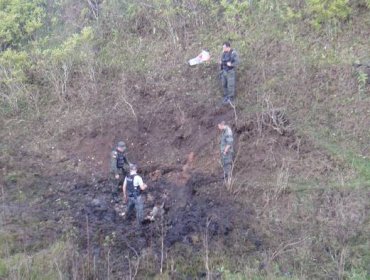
{"left": 1, "top": 81, "right": 338, "bottom": 278}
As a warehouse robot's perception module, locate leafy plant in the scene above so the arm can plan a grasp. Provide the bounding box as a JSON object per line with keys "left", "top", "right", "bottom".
{"left": 220, "top": 0, "right": 250, "bottom": 30}
{"left": 0, "top": 49, "right": 31, "bottom": 113}
{"left": 0, "top": 0, "right": 46, "bottom": 50}
{"left": 307, "top": 0, "right": 351, "bottom": 29}
{"left": 37, "top": 27, "right": 95, "bottom": 101}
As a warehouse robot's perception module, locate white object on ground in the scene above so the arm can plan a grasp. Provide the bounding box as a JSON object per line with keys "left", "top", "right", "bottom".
{"left": 188, "top": 50, "right": 210, "bottom": 66}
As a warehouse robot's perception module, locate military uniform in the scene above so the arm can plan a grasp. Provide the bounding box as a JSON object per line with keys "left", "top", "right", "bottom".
{"left": 110, "top": 142, "right": 129, "bottom": 202}
{"left": 220, "top": 125, "right": 234, "bottom": 179}
{"left": 220, "top": 49, "right": 239, "bottom": 102}
{"left": 354, "top": 59, "right": 370, "bottom": 84}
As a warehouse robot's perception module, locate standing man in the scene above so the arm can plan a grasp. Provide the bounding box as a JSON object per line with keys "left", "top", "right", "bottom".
{"left": 123, "top": 164, "right": 148, "bottom": 226}
{"left": 218, "top": 121, "right": 234, "bottom": 181}
{"left": 110, "top": 141, "right": 130, "bottom": 203}
{"left": 220, "top": 41, "right": 239, "bottom": 104}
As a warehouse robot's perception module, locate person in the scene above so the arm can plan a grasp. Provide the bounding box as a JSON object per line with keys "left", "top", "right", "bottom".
{"left": 110, "top": 141, "right": 130, "bottom": 202}
{"left": 354, "top": 59, "right": 370, "bottom": 84}
{"left": 218, "top": 121, "right": 234, "bottom": 181}
{"left": 122, "top": 163, "right": 148, "bottom": 226}
{"left": 219, "top": 41, "right": 239, "bottom": 104}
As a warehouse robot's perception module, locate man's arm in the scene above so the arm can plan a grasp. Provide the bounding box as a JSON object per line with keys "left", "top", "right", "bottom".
{"left": 228, "top": 51, "right": 239, "bottom": 67}
{"left": 122, "top": 178, "right": 127, "bottom": 201}
{"left": 140, "top": 182, "right": 148, "bottom": 191}
{"left": 110, "top": 151, "right": 119, "bottom": 176}
{"left": 223, "top": 144, "right": 231, "bottom": 155}
{"left": 136, "top": 176, "right": 147, "bottom": 191}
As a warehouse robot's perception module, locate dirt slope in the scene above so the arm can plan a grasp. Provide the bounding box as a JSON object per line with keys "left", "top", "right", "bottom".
{"left": 1, "top": 62, "right": 347, "bottom": 278}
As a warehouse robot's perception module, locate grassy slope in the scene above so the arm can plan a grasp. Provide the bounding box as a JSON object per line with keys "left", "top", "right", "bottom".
{"left": 1, "top": 1, "right": 370, "bottom": 279}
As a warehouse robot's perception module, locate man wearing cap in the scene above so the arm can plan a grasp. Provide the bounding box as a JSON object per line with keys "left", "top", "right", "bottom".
{"left": 218, "top": 121, "right": 234, "bottom": 181}
{"left": 110, "top": 141, "right": 130, "bottom": 202}
{"left": 122, "top": 164, "right": 147, "bottom": 226}
{"left": 219, "top": 41, "right": 239, "bottom": 104}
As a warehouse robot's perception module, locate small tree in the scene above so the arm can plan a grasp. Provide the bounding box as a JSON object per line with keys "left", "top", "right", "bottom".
{"left": 0, "top": 0, "right": 46, "bottom": 50}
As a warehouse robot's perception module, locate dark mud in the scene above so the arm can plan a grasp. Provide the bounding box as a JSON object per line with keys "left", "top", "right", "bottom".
{"left": 27, "top": 154, "right": 259, "bottom": 278}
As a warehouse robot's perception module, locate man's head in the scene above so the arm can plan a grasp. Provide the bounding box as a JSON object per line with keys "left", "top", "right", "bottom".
{"left": 218, "top": 120, "right": 226, "bottom": 130}
{"left": 223, "top": 41, "right": 231, "bottom": 52}
{"left": 129, "top": 163, "right": 138, "bottom": 173}
{"left": 117, "top": 141, "right": 126, "bottom": 152}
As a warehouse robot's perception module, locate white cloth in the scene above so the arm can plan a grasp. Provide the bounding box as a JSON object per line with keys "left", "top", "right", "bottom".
{"left": 188, "top": 50, "right": 210, "bottom": 66}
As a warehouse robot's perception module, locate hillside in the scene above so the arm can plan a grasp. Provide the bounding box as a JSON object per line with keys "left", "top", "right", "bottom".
{"left": 0, "top": 1, "right": 370, "bottom": 279}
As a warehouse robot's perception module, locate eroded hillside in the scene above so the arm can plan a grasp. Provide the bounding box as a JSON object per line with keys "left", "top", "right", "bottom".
{"left": 1, "top": 1, "right": 370, "bottom": 279}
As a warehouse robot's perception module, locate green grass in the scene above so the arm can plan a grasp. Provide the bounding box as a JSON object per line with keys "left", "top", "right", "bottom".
{"left": 321, "top": 142, "right": 370, "bottom": 188}
{"left": 0, "top": 240, "right": 74, "bottom": 280}
{"left": 296, "top": 125, "right": 370, "bottom": 188}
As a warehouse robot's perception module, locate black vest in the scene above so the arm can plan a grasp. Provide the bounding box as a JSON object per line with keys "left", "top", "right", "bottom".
{"left": 116, "top": 150, "right": 126, "bottom": 169}
{"left": 221, "top": 49, "right": 235, "bottom": 71}
{"left": 126, "top": 175, "right": 141, "bottom": 197}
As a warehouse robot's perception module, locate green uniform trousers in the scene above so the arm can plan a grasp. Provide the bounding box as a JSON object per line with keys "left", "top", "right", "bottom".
{"left": 221, "top": 69, "right": 236, "bottom": 99}
{"left": 221, "top": 152, "right": 233, "bottom": 179}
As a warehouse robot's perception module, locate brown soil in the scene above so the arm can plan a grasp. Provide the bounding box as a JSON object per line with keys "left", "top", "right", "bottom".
{"left": 0, "top": 68, "right": 338, "bottom": 278}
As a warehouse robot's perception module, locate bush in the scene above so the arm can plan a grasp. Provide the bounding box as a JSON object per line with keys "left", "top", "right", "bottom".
{"left": 0, "top": 49, "right": 31, "bottom": 114}
{"left": 306, "top": 0, "right": 351, "bottom": 29}
{"left": 0, "top": 0, "right": 46, "bottom": 50}
{"left": 36, "top": 27, "right": 95, "bottom": 101}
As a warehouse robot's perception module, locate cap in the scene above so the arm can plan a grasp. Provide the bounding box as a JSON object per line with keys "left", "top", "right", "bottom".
{"left": 117, "top": 141, "right": 126, "bottom": 149}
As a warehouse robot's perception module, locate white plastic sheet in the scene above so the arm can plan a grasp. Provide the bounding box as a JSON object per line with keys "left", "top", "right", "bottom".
{"left": 188, "top": 50, "right": 210, "bottom": 66}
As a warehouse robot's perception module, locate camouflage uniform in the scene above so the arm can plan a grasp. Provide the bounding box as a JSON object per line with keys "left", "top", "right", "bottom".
{"left": 220, "top": 49, "right": 239, "bottom": 101}
{"left": 220, "top": 125, "right": 234, "bottom": 179}
{"left": 354, "top": 59, "right": 370, "bottom": 84}
{"left": 110, "top": 142, "right": 129, "bottom": 202}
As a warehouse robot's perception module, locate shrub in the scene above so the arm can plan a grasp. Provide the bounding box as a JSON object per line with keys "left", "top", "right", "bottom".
{"left": 36, "top": 27, "right": 95, "bottom": 101}
{"left": 0, "top": 0, "right": 46, "bottom": 50}
{"left": 0, "top": 49, "right": 31, "bottom": 114}
{"left": 306, "top": 0, "right": 351, "bottom": 29}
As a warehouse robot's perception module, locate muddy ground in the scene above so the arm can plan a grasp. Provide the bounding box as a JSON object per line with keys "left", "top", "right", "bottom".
{"left": 1, "top": 77, "right": 338, "bottom": 278}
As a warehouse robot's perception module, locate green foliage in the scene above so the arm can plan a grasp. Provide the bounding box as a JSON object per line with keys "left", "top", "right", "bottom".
{"left": 307, "top": 0, "right": 351, "bottom": 29}
{"left": 37, "top": 27, "right": 95, "bottom": 100}
{"left": 310, "top": 130, "right": 370, "bottom": 187}
{"left": 280, "top": 4, "right": 302, "bottom": 22}
{"left": 0, "top": 49, "right": 30, "bottom": 83}
{"left": 349, "top": 154, "right": 370, "bottom": 186}
{"left": 43, "top": 26, "right": 94, "bottom": 62}
{"left": 220, "top": 0, "right": 250, "bottom": 30}
{"left": 0, "top": 258, "right": 8, "bottom": 278}
{"left": 0, "top": 0, "right": 47, "bottom": 114}
{"left": 0, "top": 240, "right": 75, "bottom": 280}
{"left": 347, "top": 267, "right": 369, "bottom": 280}
{"left": 0, "top": 0, "right": 46, "bottom": 50}
{"left": 0, "top": 49, "right": 31, "bottom": 113}
{"left": 356, "top": 70, "right": 368, "bottom": 98}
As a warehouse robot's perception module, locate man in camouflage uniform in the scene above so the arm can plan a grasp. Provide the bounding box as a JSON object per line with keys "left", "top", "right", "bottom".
{"left": 354, "top": 59, "right": 370, "bottom": 84}
{"left": 220, "top": 41, "right": 239, "bottom": 104}
{"left": 218, "top": 121, "right": 234, "bottom": 181}
{"left": 110, "top": 141, "right": 130, "bottom": 203}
